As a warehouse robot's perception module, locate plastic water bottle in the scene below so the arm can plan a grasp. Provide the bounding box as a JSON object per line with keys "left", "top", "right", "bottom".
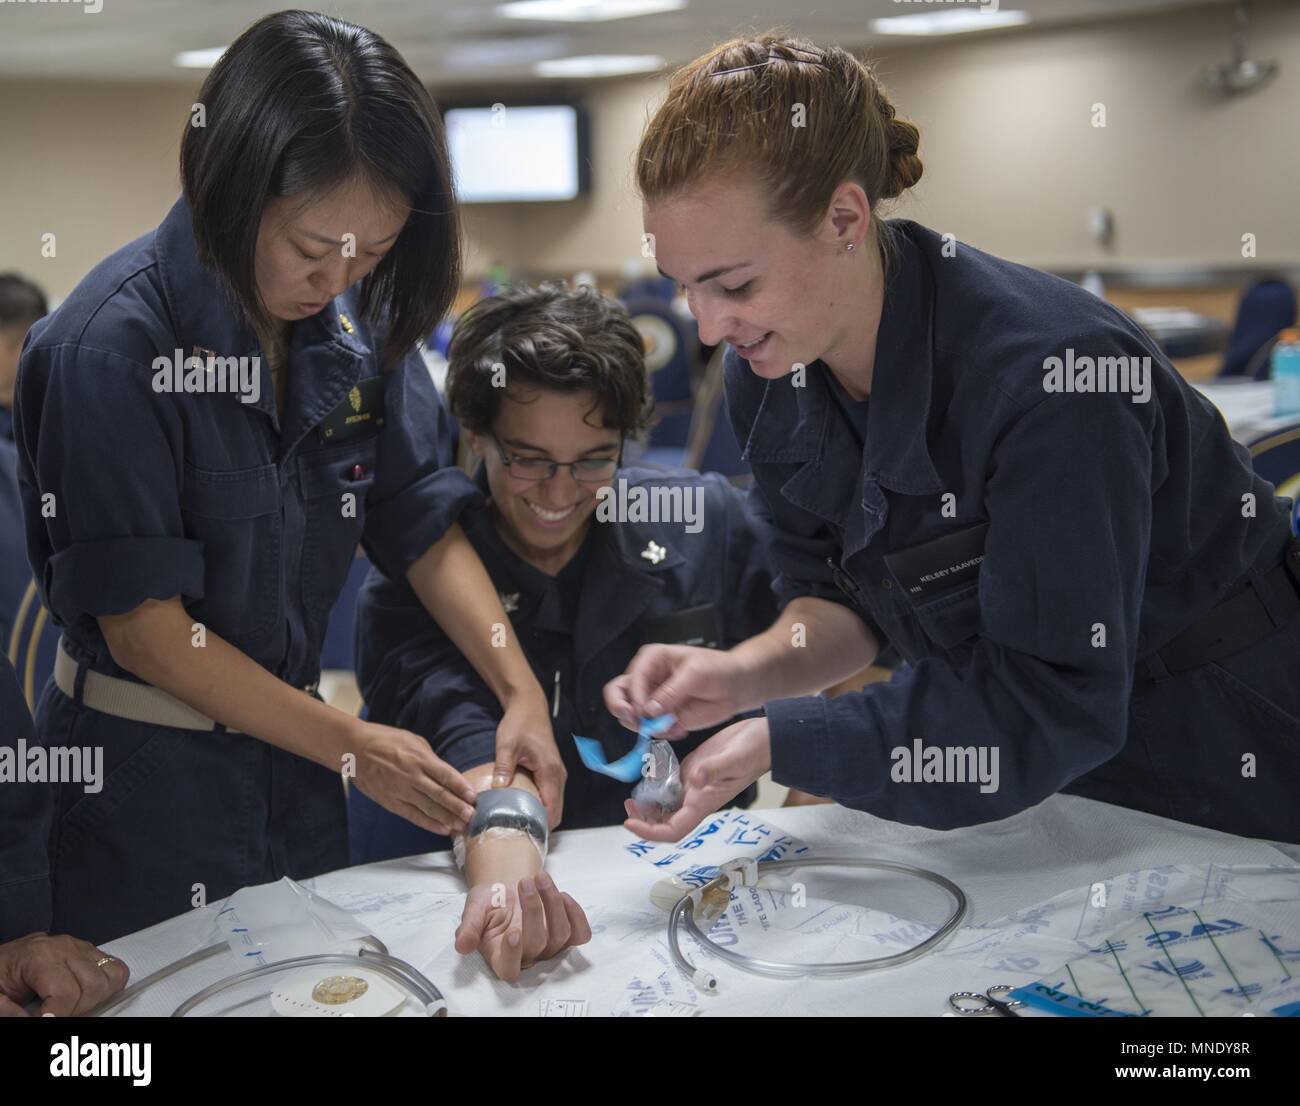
{"left": 1273, "top": 328, "right": 1300, "bottom": 416}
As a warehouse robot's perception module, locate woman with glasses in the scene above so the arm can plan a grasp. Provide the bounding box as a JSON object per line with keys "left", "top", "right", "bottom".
{"left": 350, "top": 282, "right": 778, "bottom": 981}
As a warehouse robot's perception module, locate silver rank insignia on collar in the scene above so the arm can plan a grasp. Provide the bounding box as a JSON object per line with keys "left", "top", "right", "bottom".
{"left": 499, "top": 592, "right": 520, "bottom": 613}
{"left": 641, "top": 541, "right": 667, "bottom": 565}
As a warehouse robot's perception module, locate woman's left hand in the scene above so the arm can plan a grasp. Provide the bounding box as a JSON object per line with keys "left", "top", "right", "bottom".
{"left": 623, "top": 715, "right": 772, "bottom": 841}
{"left": 493, "top": 693, "right": 567, "bottom": 829}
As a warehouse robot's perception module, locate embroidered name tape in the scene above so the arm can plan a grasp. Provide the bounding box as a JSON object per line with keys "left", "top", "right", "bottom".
{"left": 884, "top": 522, "right": 989, "bottom": 602}
{"left": 318, "top": 376, "right": 386, "bottom": 442}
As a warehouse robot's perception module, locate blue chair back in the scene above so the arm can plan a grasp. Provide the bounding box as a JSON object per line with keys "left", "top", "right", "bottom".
{"left": 618, "top": 276, "right": 677, "bottom": 304}
{"left": 1221, "top": 279, "right": 1297, "bottom": 379}
{"left": 624, "top": 296, "right": 698, "bottom": 453}
{"left": 1248, "top": 421, "right": 1300, "bottom": 504}
{"left": 4, "top": 579, "right": 58, "bottom": 713}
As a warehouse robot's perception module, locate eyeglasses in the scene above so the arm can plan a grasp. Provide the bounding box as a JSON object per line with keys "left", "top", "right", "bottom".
{"left": 489, "top": 434, "right": 622, "bottom": 483}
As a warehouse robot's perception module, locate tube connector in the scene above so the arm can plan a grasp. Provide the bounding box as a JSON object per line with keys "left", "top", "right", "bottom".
{"left": 692, "top": 967, "right": 719, "bottom": 993}
{"left": 719, "top": 856, "right": 760, "bottom": 889}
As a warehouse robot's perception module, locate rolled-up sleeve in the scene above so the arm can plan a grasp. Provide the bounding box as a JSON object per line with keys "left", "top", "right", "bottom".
{"left": 767, "top": 389, "right": 1151, "bottom": 829}
{"left": 401, "top": 656, "right": 500, "bottom": 776}
{"left": 362, "top": 350, "right": 483, "bottom": 582}
{"left": 17, "top": 344, "right": 205, "bottom": 626}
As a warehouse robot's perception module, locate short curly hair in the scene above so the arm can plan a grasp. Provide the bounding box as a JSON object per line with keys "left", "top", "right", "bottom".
{"left": 445, "top": 282, "right": 653, "bottom": 438}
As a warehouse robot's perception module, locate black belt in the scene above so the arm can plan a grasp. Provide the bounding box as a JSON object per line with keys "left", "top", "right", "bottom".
{"left": 1137, "top": 538, "right": 1300, "bottom": 681}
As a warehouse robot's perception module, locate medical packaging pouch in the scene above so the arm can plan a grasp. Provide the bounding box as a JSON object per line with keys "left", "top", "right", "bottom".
{"left": 631, "top": 739, "right": 684, "bottom": 819}
{"left": 212, "top": 877, "right": 377, "bottom": 967}
{"left": 1010, "top": 904, "right": 1300, "bottom": 1017}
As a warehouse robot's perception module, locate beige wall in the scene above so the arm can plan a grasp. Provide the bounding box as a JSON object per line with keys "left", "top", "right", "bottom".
{"left": 2, "top": 0, "right": 1297, "bottom": 301}
{"left": 0, "top": 80, "right": 199, "bottom": 300}
{"left": 465, "top": 0, "right": 1300, "bottom": 276}
{"left": 878, "top": 0, "right": 1300, "bottom": 269}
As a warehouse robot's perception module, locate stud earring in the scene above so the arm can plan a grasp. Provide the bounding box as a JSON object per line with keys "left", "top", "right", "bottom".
{"left": 846, "top": 242, "right": 855, "bottom": 252}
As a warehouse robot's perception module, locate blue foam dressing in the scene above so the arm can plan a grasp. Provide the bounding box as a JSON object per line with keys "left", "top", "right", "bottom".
{"left": 573, "top": 714, "right": 676, "bottom": 783}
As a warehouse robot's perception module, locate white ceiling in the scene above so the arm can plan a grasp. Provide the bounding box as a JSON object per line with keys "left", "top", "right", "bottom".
{"left": 0, "top": 0, "right": 1234, "bottom": 85}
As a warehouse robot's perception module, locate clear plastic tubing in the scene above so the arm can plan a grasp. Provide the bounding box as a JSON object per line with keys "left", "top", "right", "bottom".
{"left": 668, "top": 857, "right": 968, "bottom": 983}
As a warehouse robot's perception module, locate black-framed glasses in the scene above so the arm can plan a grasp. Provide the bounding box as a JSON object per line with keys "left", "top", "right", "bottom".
{"left": 489, "top": 434, "right": 622, "bottom": 483}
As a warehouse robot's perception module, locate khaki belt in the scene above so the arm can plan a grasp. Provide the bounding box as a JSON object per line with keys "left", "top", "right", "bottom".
{"left": 54, "top": 639, "right": 243, "bottom": 733}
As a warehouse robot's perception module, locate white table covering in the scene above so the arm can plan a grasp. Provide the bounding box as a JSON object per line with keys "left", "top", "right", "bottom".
{"left": 1195, "top": 380, "right": 1298, "bottom": 444}
{"left": 101, "top": 796, "right": 1300, "bottom": 1017}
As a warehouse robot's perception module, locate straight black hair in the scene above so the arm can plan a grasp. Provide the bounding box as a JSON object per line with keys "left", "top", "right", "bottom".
{"left": 179, "top": 9, "right": 460, "bottom": 365}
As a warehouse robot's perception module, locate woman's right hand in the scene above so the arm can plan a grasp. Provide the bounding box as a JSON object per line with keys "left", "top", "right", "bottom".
{"left": 348, "top": 721, "right": 478, "bottom": 836}
{"left": 603, "top": 644, "right": 751, "bottom": 739}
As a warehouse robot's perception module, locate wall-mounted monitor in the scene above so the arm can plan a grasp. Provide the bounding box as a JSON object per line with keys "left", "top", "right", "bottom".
{"left": 442, "top": 102, "right": 590, "bottom": 203}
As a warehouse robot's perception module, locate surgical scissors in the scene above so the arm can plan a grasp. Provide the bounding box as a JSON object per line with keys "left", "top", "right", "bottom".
{"left": 948, "top": 985, "right": 1024, "bottom": 1017}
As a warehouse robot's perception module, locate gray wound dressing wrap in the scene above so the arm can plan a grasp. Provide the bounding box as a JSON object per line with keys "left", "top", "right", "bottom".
{"left": 631, "top": 740, "right": 684, "bottom": 820}
{"left": 456, "top": 787, "right": 549, "bottom": 867}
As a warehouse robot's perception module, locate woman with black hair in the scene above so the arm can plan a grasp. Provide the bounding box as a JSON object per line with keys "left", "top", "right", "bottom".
{"left": 10, "top": 10, "right": 559, "bottom": 945}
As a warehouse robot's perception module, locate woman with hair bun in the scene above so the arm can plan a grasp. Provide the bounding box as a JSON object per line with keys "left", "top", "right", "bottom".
{"left": 608, "top": 33, "right": 1300, "bottom": 845}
